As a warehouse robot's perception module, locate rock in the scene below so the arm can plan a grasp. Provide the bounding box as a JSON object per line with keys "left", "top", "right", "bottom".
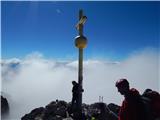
{"left": 107, "top": 103, "right": 120, "bottom": 116}
{"left": 21, "top": 107, "right": 45, "bottom": 120}
{"left": 43, "top": 100, "right": 68, "bottom": 120}
{"left": 55, "top": 106, "right": 67, "bottom": 117}
{"left": 89, "top": 102, "right": 109, "bottom": 120}
{"left": 56, "top": 100, "right": 68, "bottom": 108}
{"left": 1, "top": 96, "right": 9, "bottom": 115}
{"left": 52, "top": 115, "right": 64, "bottom": 120}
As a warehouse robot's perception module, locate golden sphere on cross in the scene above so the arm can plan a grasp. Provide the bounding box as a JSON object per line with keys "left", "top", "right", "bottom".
{"left": 75, "top": 35, "right": 87, "bottom": 49}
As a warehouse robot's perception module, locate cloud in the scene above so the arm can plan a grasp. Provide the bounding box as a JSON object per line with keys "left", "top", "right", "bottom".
{"left": 1, "top": 49, "right": 160, "bottom": 119}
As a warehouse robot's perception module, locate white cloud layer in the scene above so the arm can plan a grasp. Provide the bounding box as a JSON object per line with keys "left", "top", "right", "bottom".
{"left": 1, "top": 48, "right": 160, "bottom": 119}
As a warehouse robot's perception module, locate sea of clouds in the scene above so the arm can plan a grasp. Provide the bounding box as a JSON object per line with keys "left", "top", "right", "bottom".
{"left": 1, "top": 48, "right": 160, "bottom": 119}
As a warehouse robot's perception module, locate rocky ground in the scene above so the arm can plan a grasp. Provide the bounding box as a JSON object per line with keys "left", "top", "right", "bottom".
{"left": 21, "top": 100, "right": 120, "bottom": 120}
{"left": 1, "top": 95, "right": 120, "bottom": 120}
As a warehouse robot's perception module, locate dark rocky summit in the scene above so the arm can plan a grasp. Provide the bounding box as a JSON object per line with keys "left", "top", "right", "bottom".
{"left": 21, "top": 100, "right": 120, "bottom": 120}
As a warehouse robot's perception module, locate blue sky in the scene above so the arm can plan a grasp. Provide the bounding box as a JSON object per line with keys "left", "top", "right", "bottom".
{"left": 1, "top": 1, "right": 159, "bottom": 60}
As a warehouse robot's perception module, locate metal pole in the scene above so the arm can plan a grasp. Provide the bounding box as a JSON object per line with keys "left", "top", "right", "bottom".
{"left": 78, "top": 48, "right": 83, "bottom": 110}
{"left": 78, "top": 9, "right": 83, "bottom": 113}
{"left": 75, "top": 9, "right": 87, "bottom": 118}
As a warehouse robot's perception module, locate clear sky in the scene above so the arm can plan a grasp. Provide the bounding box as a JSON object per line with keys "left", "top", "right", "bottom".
{"left": 1, "top": 1, "right": 159, "bottom": 60}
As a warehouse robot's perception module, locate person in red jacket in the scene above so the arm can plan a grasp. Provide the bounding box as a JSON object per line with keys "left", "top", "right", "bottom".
{"left": 115, "top": 78, "right": 146, "bottom": 120}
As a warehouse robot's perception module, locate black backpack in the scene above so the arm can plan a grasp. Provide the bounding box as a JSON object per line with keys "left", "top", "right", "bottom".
{"left": 141, "top": 96, "right": 155, "bottom": 120}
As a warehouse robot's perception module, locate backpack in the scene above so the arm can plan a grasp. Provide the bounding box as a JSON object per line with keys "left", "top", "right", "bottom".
{"left": 141, "top": 90, "right": 160, "bottom": 120}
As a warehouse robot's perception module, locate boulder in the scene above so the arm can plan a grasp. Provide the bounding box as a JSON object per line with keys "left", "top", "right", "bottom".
{"left": 107, "top": 103, "right": 120, "bottom": 116}
{"left": 1, "top": 96, "right": 9, "bottom": 115}
{"left": 21, "top": 107, "right": 45, "bottom": 120}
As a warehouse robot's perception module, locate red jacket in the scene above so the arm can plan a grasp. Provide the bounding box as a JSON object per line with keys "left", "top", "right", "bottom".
{"left": 118, "top": 88, "right": 145, "bottom": 120}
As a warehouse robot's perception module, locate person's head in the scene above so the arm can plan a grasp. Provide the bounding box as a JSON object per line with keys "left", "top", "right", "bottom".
{"left": 72, "top": 81, "right": 77, "bottom": 86}
{"left": 115, "top": 78, "right": 129, "bottom": 95}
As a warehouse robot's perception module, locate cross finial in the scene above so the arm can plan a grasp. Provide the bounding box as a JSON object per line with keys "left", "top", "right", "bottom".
{"left": 76, "top": 9, "right": 87, "bottom": 36}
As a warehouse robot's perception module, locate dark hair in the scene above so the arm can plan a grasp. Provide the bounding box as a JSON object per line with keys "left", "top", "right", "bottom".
{"left": 72, "top": 81, "right": 77, "bottom": 84}
{"left": 115, "top": 78, "right": 129, "bottom": 88}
